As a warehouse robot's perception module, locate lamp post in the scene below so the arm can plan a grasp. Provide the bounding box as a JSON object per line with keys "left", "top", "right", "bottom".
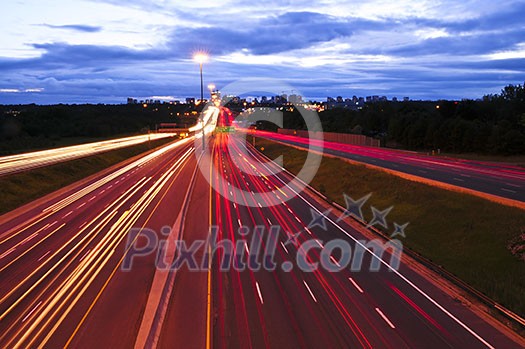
{"left": 194, "top": 53, "right": 209, "bottom": 150}
{"left": 194, "top": 53, "right": 208, "bottom": 104}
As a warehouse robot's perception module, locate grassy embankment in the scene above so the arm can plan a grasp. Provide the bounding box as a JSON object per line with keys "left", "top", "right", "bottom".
{"left": 0, "top": 137, "right": 174, "bottom": 215}
{"left": 254, "top": 137, "right": 525, "bottom": 318}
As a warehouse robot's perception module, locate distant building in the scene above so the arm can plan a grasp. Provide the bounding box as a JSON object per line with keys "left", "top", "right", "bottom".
{"left": 127, "top": 97, "right": 138, "bottom": 104}
{"left": 186, "top": 98, "right": 195, "bottom": 105}
{"left": 289, "top": 94, "right": 303, "bottom": 104}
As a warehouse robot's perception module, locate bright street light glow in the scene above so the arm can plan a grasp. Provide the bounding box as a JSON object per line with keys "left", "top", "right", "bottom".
{"left": 193, "top": 53, "right": 208, "bottom": 64}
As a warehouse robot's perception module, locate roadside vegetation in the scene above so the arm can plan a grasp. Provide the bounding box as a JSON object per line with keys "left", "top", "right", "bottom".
{"left": 255, "top": 137, "right": 525, "bottom": 318}
{"left": 0, "top": 137, "right": 174, "bottom": 215}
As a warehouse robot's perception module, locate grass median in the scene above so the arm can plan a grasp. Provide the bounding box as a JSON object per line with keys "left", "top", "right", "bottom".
{"left": 0, "top": 137, "right": 175, "bottom": 215}
{"left": 253, "top": 137, "right": 525, "bottom": 318}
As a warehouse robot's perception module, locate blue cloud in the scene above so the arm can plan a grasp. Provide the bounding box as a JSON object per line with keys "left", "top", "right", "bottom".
{"left": 1, "top": 3, "right": 525, "bottom": 104}
{"left": 41, "top": 24, "right": 102, "bottom": 33}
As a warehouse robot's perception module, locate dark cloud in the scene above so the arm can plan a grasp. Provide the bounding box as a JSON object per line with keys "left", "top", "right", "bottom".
{"left": 164, "top": 12, "right": 370, "bottom": 56}
{"left": 40, "top": 24, "right": 102, "bottom": 33}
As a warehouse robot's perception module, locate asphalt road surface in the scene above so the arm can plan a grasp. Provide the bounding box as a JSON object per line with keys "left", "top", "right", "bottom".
{"left": 0, "top": 133, "right": 175, "bottom": 177}
{"left": 0, "top": 113, "right": 523, "bottom": 348}
{"left": 254, "top": 130, "right": 525, "bottom": 203}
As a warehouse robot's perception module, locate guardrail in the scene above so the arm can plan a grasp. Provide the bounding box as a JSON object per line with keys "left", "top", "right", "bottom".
{"left": 277, "top": 128, "right": 381, "bottom": 147}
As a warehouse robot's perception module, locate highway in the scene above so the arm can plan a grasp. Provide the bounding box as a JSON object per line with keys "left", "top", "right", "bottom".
{"left": 0, "top": 136, "right": 198, "bottom": 347}
{"left": 208, "top": 131, "right": 522, "bottom": 348}
{"left": 253, "top": 130, "right": 525, "bottom": 204}
{"left": 0, "top": 133, "right": 175, "bottom": 177}
{"left": 0, "top": 107, "right": 523, "bottom": 348}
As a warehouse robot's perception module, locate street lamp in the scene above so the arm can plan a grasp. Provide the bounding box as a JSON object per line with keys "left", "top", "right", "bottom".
{"left": 194, "top": 53, "right": 208, "bottom": 104}
{"left": 194, "top": 52, "right": 209, "bottom": 151}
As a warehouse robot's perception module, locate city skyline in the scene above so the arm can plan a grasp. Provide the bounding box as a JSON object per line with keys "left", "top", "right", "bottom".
{"left": 1, "top": 0, "right": 524, "bottom": 104}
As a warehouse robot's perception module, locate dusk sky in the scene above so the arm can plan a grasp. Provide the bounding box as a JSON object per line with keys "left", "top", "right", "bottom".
{"left": 1, "top": 0, "right": 525, "bottom": 104}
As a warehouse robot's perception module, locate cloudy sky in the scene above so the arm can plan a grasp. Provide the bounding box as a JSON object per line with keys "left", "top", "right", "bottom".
{"left": 1, "top": 0, "right": 524, "bottom": 104}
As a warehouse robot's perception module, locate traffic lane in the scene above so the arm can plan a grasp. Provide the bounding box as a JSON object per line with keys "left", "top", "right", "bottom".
{"left": 321, "top": 146, "right": 525, "bottom": 201}
{"left": 0, "top": 137, "right": 194, "bottom": 239}
{"left": 255, "top": 134, "right": 525, "bottom": 202}
{"left": 157, "top": 158, "right": 211, "bottom": 349}
{"left": 215, "top": 137, "right": 387, "bottom": 348}
{"left": 250, "top": 146, "right": 521, "bottom": 348}
{"left": 56, "top": 148, "right": 198, "bottom": 348}
{"left": 212, "top": 140, "right": 270, "bottom": 348}
{"left": 0, "top": 133, "right": 176, "bottom": 177}
{"left": 0, "top": 141, "right": 195, "bottom": 288}
{"left": 229, "top": 145, "right": 414, "bottom": 348}
{"left": 0, "top": 148, "right": 194, "bottom": 346}
{"left": 255, "top": 131, "right": 525, "bottom": 182}
{"left": 0, "top": 143, "right": 195, "bottom": 346}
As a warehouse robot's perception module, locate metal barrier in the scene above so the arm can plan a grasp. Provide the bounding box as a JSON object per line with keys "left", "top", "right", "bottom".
{"left": 277, "top": 129, "right": 380, "bottom": 147}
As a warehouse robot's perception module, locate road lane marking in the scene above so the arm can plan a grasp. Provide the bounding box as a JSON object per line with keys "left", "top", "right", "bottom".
{"left": 505, "top": 183, "right": 521, "bottom": 188}
{"left": 349, "top": 278, "right": 364, "bottom": 293}
{"left": 453, "top": 178, "right": 464, "bottom": 182}
{"left": 303, "top": 281, "right": 317, "bottom": 303}
{"left": 63, "top": 210, "right": 73, "bottom": 219}
{"left": 280, "top": 241, "right": 289, "bottom": 254}
{"left": 501, "top": 188, "right": 517, "bottom": 193}
{"left": 77, "top": 202, "right": 86, "bottom": 209}
{"left": 237, "top": 219, "right": 242, "bottom": 227}
{"left": 253, "top": 148, "right": 496, "bottom": 348}
{"left": 375, "top": 308, "right": 396, "bottom": 329}
{"left": 255, "top": 282, "right": 264, "bottom": 304}
{"left": 267, "top": 218, "right": 272, "bottom": 225}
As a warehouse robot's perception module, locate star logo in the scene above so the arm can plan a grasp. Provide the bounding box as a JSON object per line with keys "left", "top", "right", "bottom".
{"left": 307, "top": 208, "right": 331, "bottom": 231}
{"left": 338, "top": 193, "right": 371, "bottom": 222}
{"left": 284, "top": 231, "right": 302, "bottom": 247}
{"left": 367, "top": 206, "right": 393, "bottom": 229}
{"left": 390, "top": 222, "right": 409, "bottom": 238}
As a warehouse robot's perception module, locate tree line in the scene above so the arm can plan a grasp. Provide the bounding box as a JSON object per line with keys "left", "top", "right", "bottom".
{"left": 0, "top": 103, "right": 196, "bottom": 154}
{"left": 280, "top": 83, "right": 525, "bottom": 155}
